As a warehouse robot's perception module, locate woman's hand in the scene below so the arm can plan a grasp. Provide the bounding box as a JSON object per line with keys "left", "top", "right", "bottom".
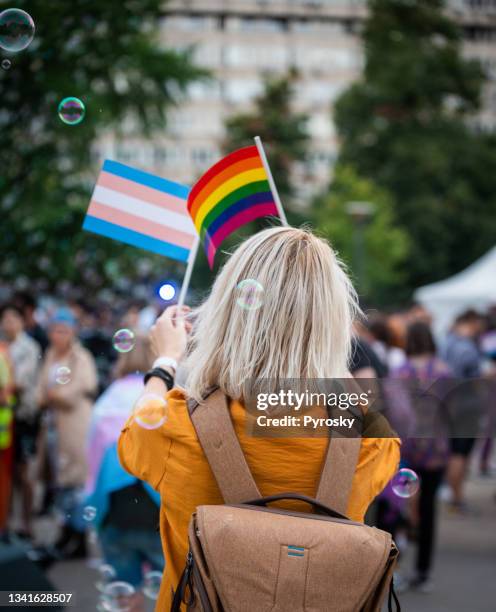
{"left": 150, "top": 305, "right": 191, "bottom": 362}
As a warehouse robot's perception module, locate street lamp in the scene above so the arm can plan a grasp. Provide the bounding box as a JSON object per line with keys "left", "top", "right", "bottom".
{"left": 345, "top": 201, "right": 375, "bottom": 292}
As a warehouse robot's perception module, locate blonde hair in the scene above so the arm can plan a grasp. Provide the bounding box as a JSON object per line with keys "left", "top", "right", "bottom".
{"left": 185, "top": 227, "right": 359, "bottom": 402}
{"left": 114, "top": 333, "right": 152, "bottom": 379}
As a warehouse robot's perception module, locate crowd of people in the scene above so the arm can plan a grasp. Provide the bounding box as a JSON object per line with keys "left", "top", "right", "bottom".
{"left": 0, "top": 243, "right": 495, "bottom": 608}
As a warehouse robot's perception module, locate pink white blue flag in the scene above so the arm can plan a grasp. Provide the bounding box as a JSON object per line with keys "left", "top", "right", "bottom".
{"left": 83, "top": 160, "right": 197, "bottom": 263}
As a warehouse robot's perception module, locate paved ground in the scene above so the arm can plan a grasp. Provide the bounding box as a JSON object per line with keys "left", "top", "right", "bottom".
{"left": 395, "top": 472, "right": 496, "bottom": 612}
{"left": 35, "top": 471, "right": 496, "bottom": 611}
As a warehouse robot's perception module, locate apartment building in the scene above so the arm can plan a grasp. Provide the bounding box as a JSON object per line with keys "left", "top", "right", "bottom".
{"left": 98, "top": 0, "right": 496, "bottom": 204}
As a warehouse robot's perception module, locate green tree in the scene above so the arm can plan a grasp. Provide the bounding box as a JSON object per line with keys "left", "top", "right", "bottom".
{"left": 0, "top": 0, "right": 205, "bottom": 289}
{"left": 224, "top": 70, "right": 309, "bottom": 209}
{"left": 314, "top": 165, "right": 410, "bottom": 305}
{"left": 333, "top": 0, "right": 496, "bottom": 292}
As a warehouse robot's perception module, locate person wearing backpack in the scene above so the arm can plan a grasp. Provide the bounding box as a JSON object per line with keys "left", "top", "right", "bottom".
{"left": 119, "top": 227, "right": 401, "bottom": 612}
{"left": 393, "top": 322, "right": 452, "bottom": 593}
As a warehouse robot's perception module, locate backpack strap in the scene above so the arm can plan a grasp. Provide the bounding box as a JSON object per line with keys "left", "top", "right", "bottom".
{"left": 187, "top": 388, "right": 262, "bottom": 503}
{"left": 188, "top": 388, "right": 361, "bottom": 515}
{"left": 315, "top": 435, "right": 362, "bottom": 516}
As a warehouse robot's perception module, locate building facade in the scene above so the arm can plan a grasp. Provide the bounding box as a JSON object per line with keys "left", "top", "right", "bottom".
{"left": 98, "top": 0, "right": 496, "bottom": 205}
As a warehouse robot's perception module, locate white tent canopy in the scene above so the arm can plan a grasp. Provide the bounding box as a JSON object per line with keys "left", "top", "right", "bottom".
{"left": 414, "top": 246, "right": 496, "bottom": 334}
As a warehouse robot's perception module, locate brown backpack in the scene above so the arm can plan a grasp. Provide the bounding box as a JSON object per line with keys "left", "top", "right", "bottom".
{"left": 171, "top": 389, "right": 400, "bottom": 612}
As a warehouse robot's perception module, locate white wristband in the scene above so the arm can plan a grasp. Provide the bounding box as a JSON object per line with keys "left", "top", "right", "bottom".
{"left": 153, "top": 356, "right": 178, "bottom": 372}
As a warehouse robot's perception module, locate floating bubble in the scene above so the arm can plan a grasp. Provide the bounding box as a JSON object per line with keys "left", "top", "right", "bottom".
{"left": 58, "top": 97, "right": 85, "bottom": 125}
{"left": 55, "top": 366, "right": 71, "bottom": 385}
{"left": 112, "top": 328, "right": 135, "bottom": 353}
{"left": 101, "top": 581, "right": 135, "bottom": 612}
{"left": 1, "top": 58, "right": 10, "bottom": 69}
{"left": 235, "top": 279, "right": 264, "bottom": 311}
{"left": 0, "top": 9, "right": 35, "bottom": 52}
{"left": 143, "top": 570, "right": 162, "bottom": 600}
{"left": 391, "top": 468, "right": 420, "bottom": 499}
{"left": 83, "top": 505, "right": 97, "bottom": 522}
{"left": 133, "top": 394, "right": 168, "bottom": 430}
{"left": 95, "top": 564, "right": 117, "bottom": 593}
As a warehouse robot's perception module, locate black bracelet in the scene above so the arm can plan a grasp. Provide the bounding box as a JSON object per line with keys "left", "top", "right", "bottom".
{"left": 144, "top": 367, "right": 174, "bottom": 390}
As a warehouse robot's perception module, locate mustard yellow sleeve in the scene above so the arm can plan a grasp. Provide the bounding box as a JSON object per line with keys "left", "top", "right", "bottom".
{"left": 118, "top": 413, "right": 172, "bottom": 491}
{"left": 347, "top": 437, "right": 401, "bottom": 522}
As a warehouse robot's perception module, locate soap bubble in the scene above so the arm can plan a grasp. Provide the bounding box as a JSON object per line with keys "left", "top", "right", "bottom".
{"left": 391, "top": 468, "right": 420, "bottom": 498}
{"left": 58, "top": 97, "right": 86, "bottom": 125}
{"left": 112, "top": 328, "right": 135, "bottom": 353}
{"left": 95, "top": 564, "right": 117, "bottom": 592}
{"left": 143, "top": 570, "right": 162, "bottom": 600}
{"left": 83, "top": 505, "right": 97, "bottom": 522}
{"left": 101, "top": 581, "right": 135, "bottom": 612}
{"left": 55, "top": 366, "right": 71, "bottom": 385}
{"left": 133, "top": 394, "right": 168, "bottom": 430}
{"left": 0, "top": 9, "right": 35, "bottom": 52}
{"left": 235, "top": 279, "right": 264, "bottom": 311}
{"left": 1, "top": 58, "right": 11, "bottom": 69}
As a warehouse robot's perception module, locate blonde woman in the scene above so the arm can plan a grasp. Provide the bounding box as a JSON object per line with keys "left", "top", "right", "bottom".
{"left": 119, "top": 227, "right": 400, "bottom": 610}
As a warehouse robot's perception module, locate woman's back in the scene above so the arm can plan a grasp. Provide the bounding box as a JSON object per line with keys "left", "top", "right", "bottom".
{"left": 119, "top": 388, "right": 399, "bottom": 610}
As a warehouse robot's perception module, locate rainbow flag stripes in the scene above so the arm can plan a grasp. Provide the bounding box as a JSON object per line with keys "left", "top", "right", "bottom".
{"left": 187, "top": 145, "right": 280, "bottom": 267}
{"left": 83, "top": 160, "right": 197, "bottom": 263}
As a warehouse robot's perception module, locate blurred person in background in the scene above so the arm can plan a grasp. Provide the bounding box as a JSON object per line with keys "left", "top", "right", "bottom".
{"left": 13, "top": 291, "right": 49, "bottom": 354}
{"left": 440, "top": 310, "right": 483, "bottom": 512}
{"left": 479, "top": 308, "right": 496, "bottom": 476}
{"left": 393, "top": 322, "right": 452, "bottom": 592}
{"left": 0, "top": 341, "right": 14, "bottom": 540}
{"left": 406, "top": 302, "right": 433, "bottom": 326}
{"left": 77, "top": 301, "right": 115, "bottom": 394}
{"left": 367, "top": 313, "right": 407, "bottom": 372}
{"left": 85, "top": 334, "right": 162, "bottom": 610}
{"left": 350, "top": 319, "right": 388, "bottom": 378}
{"left": 0, "top": 303, "right": 41, "bottom": 539}
{"left": 37, "top": 308, "right": 97, "bottom": 558}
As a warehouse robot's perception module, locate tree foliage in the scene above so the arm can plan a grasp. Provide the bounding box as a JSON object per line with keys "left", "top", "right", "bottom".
{"left": 0, "top": 0, "right": 204, "bottom": 290}
{"left": 224, "top": 70, "right": 309, "bottom": 207}
{"left": 314, "top": 165, "right": 410, "bottom": 305}
{"left": 333, "top": 0, "right": 496, "bottom": 292}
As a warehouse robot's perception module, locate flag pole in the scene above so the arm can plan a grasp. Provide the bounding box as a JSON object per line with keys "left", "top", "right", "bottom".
{"left": 254, "top": 136, "right": 289, "bottom": 226}
{"left": 177, "top": 236, "right": 199, "bottom": 307}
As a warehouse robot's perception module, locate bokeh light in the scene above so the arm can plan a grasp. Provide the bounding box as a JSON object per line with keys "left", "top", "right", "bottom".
{"left": 1, "top": 58, "right": 11, "bottom": 69}
{"left": 391, "top": 468, "right": 420, "bottom": 498}
{"left": 112, "top": 328, "right": 135, "bottom": 353}
{"left": 0, "top": 9, "right": 35, "bottom": 52}
{"left": 235, "top": 279, "right": 264, "bottom": 310}
{"left": 133, "top": 394, "right": 167, "bottom": 430}
{"left": 158, "top": 282, "right": 176, "bottom": 302}
{"left": 58, "top": 97, "right": 86, "bottom": 125}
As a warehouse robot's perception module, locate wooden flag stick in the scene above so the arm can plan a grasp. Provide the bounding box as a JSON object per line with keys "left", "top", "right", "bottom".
{"left": 177, "top": 235, "right": 199, "bottom": 307}
{"left": 254, "top": 135, "right": 289, "bottom": 226}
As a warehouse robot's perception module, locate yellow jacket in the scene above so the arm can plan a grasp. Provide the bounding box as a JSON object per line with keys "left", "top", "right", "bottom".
{"left": 118, "top": 388, "right": 400, "bottom": 611}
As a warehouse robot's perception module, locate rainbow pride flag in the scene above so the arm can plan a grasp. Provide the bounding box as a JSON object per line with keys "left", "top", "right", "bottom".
{"left": 187, "top": 144, "right": 281, "bottom": 267}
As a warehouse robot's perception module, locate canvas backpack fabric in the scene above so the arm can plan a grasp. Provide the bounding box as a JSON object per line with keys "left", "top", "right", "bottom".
{"left": 171, "top": 389, "right": 400, "bottom": 612}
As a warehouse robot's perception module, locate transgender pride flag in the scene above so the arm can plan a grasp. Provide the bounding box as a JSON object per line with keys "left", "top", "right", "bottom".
{"left": 83, "top": 160, "right": 197, "bottom": 263}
